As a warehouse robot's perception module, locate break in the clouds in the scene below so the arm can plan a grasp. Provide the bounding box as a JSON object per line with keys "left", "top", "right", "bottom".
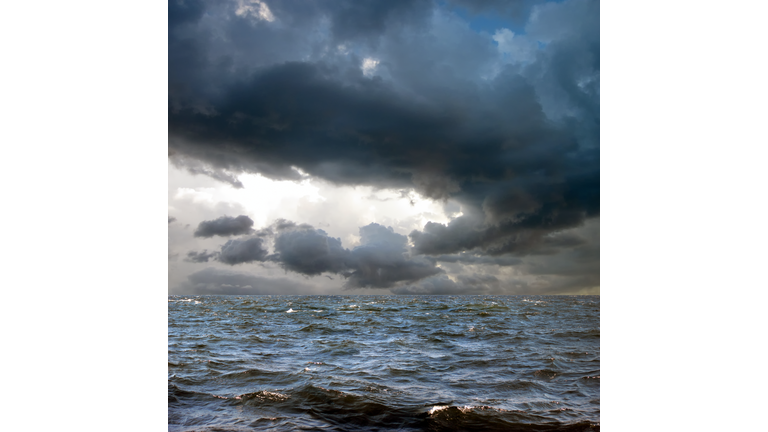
{"left": 168, "top": 0, "right": 599, "bottom": 295}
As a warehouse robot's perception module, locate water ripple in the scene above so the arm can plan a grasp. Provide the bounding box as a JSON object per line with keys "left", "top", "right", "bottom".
{"left": 169, "top": 295, "right": 599, "bottom": 431}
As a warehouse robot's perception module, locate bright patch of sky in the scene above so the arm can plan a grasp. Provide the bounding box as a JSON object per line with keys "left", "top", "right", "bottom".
{"left": 235, "top": 0, "right": 275, "bottom": 22}
{"left": 442, "top": 3, "right": 526, "bottom": 36}
{"left": 361, "top": 58, "right": 380, "bottom": 77}
{"left": 169, "top": 162, "right": 454, "bottom": 246}
{"left": 492, "top": 28, "right": 537, "bottom": 63}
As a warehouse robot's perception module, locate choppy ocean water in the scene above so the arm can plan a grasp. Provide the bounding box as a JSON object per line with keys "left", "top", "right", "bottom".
{"left": 169, "top": 295, "right": 599, "bottom": 431}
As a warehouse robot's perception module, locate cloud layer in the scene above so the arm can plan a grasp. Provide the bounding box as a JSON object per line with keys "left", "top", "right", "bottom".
{"left": 169, "top": 0, "right": 599, "bottom": 295}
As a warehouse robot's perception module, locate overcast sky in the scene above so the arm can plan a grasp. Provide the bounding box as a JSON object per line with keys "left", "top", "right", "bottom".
{"left": 168, "top": 0, "right": 600, "bottom": 295}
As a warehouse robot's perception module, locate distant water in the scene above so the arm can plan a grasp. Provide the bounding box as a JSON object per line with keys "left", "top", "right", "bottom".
{"left": 169, "top": 296, "right": 599, "bottom": 431}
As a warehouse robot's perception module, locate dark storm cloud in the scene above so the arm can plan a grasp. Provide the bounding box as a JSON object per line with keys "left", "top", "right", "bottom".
{"left": 168, "top": 0, "right": 599, "bottom": 286}
{"left": 409, "top": 171, "right": 598, "bottom": 257}
{"left": 321, "top": 0, "right": 433, "bottom": 44}
{"left": 194, "top": 215, "right": 255, "bottom": 238}
{"left": 218, "top": 237, "right": 269, "bottom": 265}
{"left": 175, "top": 267, "right": 309, "bottom": 295}
{"left": 271, "top": 224, "right": 350, "bottom": 276}
{"left": 269, "top": 221, "right": 442, "bottom": 288}
{"left": 179, "top": 216, "right": 598, "bottom": 294}
{"left": 183, "top": 218, "right": 443, "bottom": 289}
{"left": 344, "top": 223, "right": 442, "bottom": 288}
{"left": 170, "top": 155, "right": 244, "bottom": 188}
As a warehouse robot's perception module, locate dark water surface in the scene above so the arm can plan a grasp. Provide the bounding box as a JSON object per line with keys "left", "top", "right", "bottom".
{"left": 169, "top": 296, "right": 599, "bottom": 431}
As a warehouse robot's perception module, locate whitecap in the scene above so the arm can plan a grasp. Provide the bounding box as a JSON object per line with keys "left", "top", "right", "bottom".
{"left": 428, "top": 405, "right": 450, "bottom": 415}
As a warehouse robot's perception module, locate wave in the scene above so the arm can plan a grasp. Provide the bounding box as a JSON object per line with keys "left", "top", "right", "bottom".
{"left": 169, "top": 295, "right": 600, "bottom": 431}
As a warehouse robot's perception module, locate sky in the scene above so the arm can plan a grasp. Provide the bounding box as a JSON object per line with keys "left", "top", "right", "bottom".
{"left": 168, "top": 0, "right": 600, "bottom": 296}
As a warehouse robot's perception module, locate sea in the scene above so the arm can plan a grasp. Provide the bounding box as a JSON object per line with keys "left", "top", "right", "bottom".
{"left": 169, "top": 295, "right": 600, "bottom": 431}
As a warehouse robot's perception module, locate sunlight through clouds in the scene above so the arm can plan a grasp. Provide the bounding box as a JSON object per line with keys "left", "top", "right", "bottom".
{"left": 235, "top": 0, "right": 275, "bottom": 22}
{"left": 169, "top": 163, "right": 453, "bottom": 240}
{"left": 362, "top": 58, "right": 380, "bottom": 77}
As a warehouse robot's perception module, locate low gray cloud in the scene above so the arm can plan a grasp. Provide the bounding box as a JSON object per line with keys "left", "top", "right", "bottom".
{"left": 344, "top": 223, "right": 442, "bottom": 288}
{"left": 179, "top": 216, "right": 598, "bottom": 294}
{"left": 269, "top": 221, "right": 442, "bottom": 289}
{"left": 391, "top": 274, "right": 503, "bottom": 295}
{"left": 194, "top": 215, "right": 255, "bottom": 238}
{"left": 174, "top": 267, "right": 310, "bottom": 295}
{"left": 185, "top": 219, "right": 444, "bottom": 288}
{"left": 185, "top": 249, "right": 219, "bottom": 263}
{"left": 169, "top": 216, "right": 177, "bottom": 224}
{"left": 271, "top": 223, "right": 349, "bottom": 275}
{"left": 219, "top": 237, "right": 270, "bottom": 265}
{"left": 184, "top": 237, "right": 268, "bottom": 265}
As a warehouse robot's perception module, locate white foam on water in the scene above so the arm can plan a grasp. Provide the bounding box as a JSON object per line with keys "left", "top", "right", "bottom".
{"left": 428, "top": 405, "right": 450, "bottom": 415}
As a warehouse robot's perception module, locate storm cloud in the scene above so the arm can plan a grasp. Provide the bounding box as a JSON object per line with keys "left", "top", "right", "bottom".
{"left": 271, "top": 224, "right": 350, "bottom": 276}
{"left": 269, "top": 221, "right": 443, "bottom": 289}
{"left": 168, "top": 0, "right": 599, "bottom": 294}
{"left": 194, "top": 215, "right": 255, "bottom": 238}
{"left": 218, "top": 237, "right": 269, "bottom": 265}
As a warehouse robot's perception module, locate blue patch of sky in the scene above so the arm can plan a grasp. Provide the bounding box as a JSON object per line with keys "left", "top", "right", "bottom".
{"left": 468, "top": 13, "right": 526, "bottom": 37}
{"left": 444, "top": 6, "right": 524, "bottom": 37}
{"left": 435, "top": 0, "right": 526, "bottom": 36}
{"left": 437, "top": 0, "right": 566, "bottom": 46}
